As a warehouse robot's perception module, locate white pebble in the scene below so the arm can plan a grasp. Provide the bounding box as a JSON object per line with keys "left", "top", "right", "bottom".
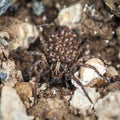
{"left": 40, "top": 83, "right": 48, "bottom": 91}
{"left": 72, "top": 58, "right": 106, "bottom": 87}
{"left": 95, "top": 91, "right": 120, "bottom": 120}
{"left": 56, "top": 3, "right": 82, "bottom": 28}
{"left": 0, "top": 17, "right": 38, "bottom": 50}
{"left": 70, "top": 87, "right": 100, "bottom": 115}
{"left": 0, "top": 86, "right": 34, "bottom": 120}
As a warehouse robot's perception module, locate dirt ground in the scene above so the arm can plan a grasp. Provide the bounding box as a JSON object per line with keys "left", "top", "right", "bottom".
{"left": 0, "top": 0, "right": 120, "bottom": 120}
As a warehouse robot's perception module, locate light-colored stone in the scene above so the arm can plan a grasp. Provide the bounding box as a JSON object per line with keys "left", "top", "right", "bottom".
{"left": 40, "top": 83, "right": 48, "bottom": 91}
{"left": 0, "top": 17, "right": 38, "bottom": 50}
{"left": 95, "top": 91, "right": 120, "bottom": 120}
{"left": 0, "top": 0, "right": 16, "bottom": 15}
{"left": 72, "top": 58, "right": 106, "bottom": 87}
{"left": 1, "top": 59, "right": 23, "bottom": 87}
{"left": 14, "top": 82, "right": 33, "bottom": 101}
{"left": 33, "top": 1, "right": 45, "bottom": 16}
{"left": 0, "top": 86, "right": 34, "bottom": 120}
{"left": 70, "top": 87, "right": 100, "bottom": 115}
{"left": 56, "top": 3, "right": 82, "bottom": 28}
{"left": 106, "top": 66, "right": 119, "bottom": 78}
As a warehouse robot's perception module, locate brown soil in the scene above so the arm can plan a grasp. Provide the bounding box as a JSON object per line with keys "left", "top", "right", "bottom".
{"left": 0, "top": 0, "right": 120, "bottom": 120}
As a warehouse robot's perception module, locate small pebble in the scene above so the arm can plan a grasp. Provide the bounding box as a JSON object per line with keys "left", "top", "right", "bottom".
{"left": 70, "top": 87, "right": 100, "bottom": 115}
{"left": 56, "top": 3, "right": 82, "bottom": 28}
{"left": 0, "top": 86, "right": 34, "bottom": 120}
{"left": 33, "top": 0, "right": 44, "bottom": 16}
{"left": 40, "top": 83, "right": 48, "bottom": 91}
{"left": 14, "top": 82, "right": 33, "bottom": 101}
{"left": 0, "top": 17, "right": 38, "bottom": 50}
{"left": 72, "top": 58, "right": 106, "bottom": 87}
{"left": 0, "top": 0, "right": 16, "bottom": 15}
{"left": 95, "top": 91, "right": 120, "bottom": 120}
{"left": 0, "top": 70, "right": 8, "bottom": 81}
{"left": 106, "top": 66, "right": 119, "bottom": 78}
{"left": 0, "top": 38, "right": 9, "bottom": 47}
{"left": 2, "top": 60, "right": 23, "bottom": 87}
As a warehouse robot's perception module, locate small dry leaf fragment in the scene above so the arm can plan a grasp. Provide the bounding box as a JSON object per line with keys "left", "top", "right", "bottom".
{"left": 40, "top": 83, "right": 48, "bottom": 91}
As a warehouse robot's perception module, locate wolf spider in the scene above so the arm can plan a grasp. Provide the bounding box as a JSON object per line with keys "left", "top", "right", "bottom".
{"left": 27, "top": 26, "right": 106, "bottom": 104}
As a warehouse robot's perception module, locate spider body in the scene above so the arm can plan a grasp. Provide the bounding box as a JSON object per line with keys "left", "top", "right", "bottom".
{"left": 38, "top": 26, "right": 83, "bottom": 85}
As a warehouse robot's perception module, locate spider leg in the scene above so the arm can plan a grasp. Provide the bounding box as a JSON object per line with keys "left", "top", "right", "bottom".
{"left": 24, "top": 51, "right": 48, "bottom": 64}
{"left": 82, "top": 64, "right": 108, "bottom": 82}
{"left": 27, "top": 60, "right": 41, "bottom": 79}
{"left": 71, "top": 62, "right": 108, "bottom": 104}
{"left": 34, "top": 71, "right": 41, "bottom": 104}
{"left": 71, "top": 72, "right": 93, "bottom": 104}
{"left": 27, "top": 60, "right": 42, "bottom": 104}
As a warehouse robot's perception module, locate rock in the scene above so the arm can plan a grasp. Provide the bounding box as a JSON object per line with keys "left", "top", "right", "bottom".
{"left": 0, "top": 70, "right": 8, "bottom": 81}
{"left": 14, "top": 82, "right": 33, "bottom": 101}
{"left": 95, "top": 91, "right": 120, "bottom": 120}
{"left": 40, "top": 83, "right": 48, "bottom": 91}
{"left": 32, "top": 0, "right": 45, "bottom": 16}
{"left": 0, "top": 17, "right": 38, "bottom": 50}
{"left": 0, "top": 43, "right": 23, "bottom": 87}
{"left": 0, "top": 42, "right": 9, "bottom": 59}
{"left": 78, "top": 1, "right": 114, "bottom": 40}
{"left": 56, "top": 3, "right": 82, "bottom": 28}
{"left": 1, "top": 59, "right": 23, "bottom": 87}
{"left": 106, "top": 66, "right": 119, "bottom": 78}
{"left": 0, "top": 86, "right": 34, "bottom": 120}
{"left": 0, "top": 38, "right": 9, "bottom": 47}
{"left": 0, "top": 0, "right": 16, "bottom": 15}
{"left": 70, "top": 87, "right": 100, "bottom": 115}
{"left": 72, "top": 58, "right": 106, "bottom": 87}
